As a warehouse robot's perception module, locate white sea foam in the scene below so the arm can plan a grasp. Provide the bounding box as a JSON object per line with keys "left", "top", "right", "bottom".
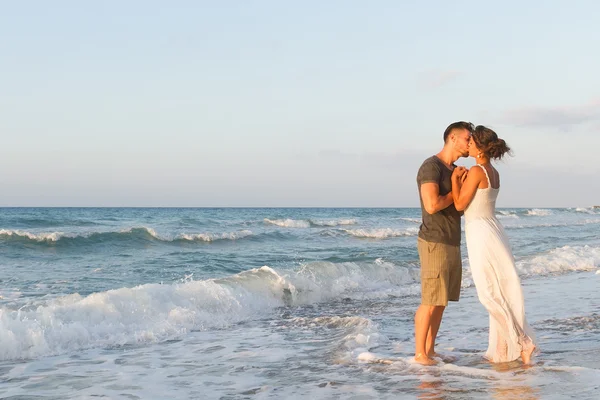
{"left": 496, "top": 210, "right": 519, "bottom": 219}
{"left": 122, "top": 226, "right": 160, "bottom": 238}
{"left": 295, "top": 259, "right": 418, "bottom": 299}
{"left": 311, "top": 219, "right": 357, "bottom": 227}
{"left": 290, "top": 316, "right": 386, "bottom": 363}
{"left": 503, "top": 219, "right": 600, "bottom": 230}
{"left": 0, "top": 266, "right": 294, "bottom": 360}
{"left": 286, "top": 315, "right": 383, "bottom": 362}
{"left": 264, "top": 218, "right": 311, "bottom": 228}
{"left": 177, "top": 230, "right": 253, "bottom": 242}
{"left": 460, "top": 245, "right": 600, "bottom": 287}
{"left": 0, "top": 260, "right": 416, "bottom": 361}
{"left": 357, "top": 352, "right": 512, "bottom": 380}
{"left": 286, "top": 315, "right": 372, "bottom": 330}
{"left": 515, "top": 245, "right": 600, "bottom": 276}
{"left": 574, "top": 207, "right": 598, "bottom": 214}
{"left": 526, "top": 208, "right": 552, "bottom": 216}
{"left": 503, "top": 222, "right": 563, "bottom": 230}
{"left": 0, "top": 290, "right": 22, "bottom": 301}
{"left": 343, "top": 227, "right": 419, "bottom": 239}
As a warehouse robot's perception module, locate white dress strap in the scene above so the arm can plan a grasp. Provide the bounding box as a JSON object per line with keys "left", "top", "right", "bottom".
{"left": 477, "top": 164, "right": 492, "bottom": 187}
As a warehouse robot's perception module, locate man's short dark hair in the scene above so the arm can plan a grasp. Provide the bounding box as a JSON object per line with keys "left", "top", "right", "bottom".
{"left": 443, "top": 121, "right": 474, "bottom": 143}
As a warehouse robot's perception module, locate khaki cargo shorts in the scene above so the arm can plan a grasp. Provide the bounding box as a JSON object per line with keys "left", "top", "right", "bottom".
{"left": 417, "top": 237, "right": 462, "bottom": 306}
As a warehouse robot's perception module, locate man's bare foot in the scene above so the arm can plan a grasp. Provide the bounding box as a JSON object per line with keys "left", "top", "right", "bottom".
{"left": 428, "top": 352, "right": 457, "bottom": 363}
{"left": 521, "top": 344, "right": 536, "bottom": 365}
{"left": 427, "top": 351, "right": 442, "bottom": 360}
{"left": 415, "top": 353, "right": 437, "bottom": 365}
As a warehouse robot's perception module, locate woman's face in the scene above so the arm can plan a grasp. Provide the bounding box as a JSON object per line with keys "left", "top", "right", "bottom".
{"left": 469, "top": 136, "right": 482, "bottom": 158}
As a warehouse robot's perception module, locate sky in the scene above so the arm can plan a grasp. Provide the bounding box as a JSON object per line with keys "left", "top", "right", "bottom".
{"left": 1, "top": 1, "right": 599, "bottom": 207}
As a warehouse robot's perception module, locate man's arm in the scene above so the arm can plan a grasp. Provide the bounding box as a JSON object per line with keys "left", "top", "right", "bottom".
{"left": 420, "top": 182, "right": 453, "bottom": 214}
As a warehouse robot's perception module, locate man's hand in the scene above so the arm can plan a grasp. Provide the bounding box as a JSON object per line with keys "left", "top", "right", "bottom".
{"left": 452, "top": 166, "right": 468, "bottom": 182}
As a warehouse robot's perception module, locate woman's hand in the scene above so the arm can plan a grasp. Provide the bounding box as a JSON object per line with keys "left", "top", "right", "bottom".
{"left": 461, "top": 169, "right": 469, "bottom": 184}
{"left": 452, "top": 166, "right": 468, "bottom": 182}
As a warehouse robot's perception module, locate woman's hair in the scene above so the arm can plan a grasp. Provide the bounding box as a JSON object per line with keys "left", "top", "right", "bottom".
{"left": 472, "top": 125, "right": 512, "bottom": 160}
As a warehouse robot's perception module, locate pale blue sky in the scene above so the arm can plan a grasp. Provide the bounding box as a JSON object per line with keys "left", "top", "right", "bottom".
{"left": 1, "top": 1, "right": 599, "bottom": 207}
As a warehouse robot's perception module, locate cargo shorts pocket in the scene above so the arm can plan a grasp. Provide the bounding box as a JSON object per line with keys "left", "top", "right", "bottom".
{"left": 421, "top": 265, "right": 440, "bottom": 279}
{"left": 421, "top": 241, "right": 442, "bottom": 278}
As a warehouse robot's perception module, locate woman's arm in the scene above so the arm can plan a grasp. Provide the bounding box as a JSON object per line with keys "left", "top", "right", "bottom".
{"left": 452, "top": 166, "right": 485, "bottom": 211}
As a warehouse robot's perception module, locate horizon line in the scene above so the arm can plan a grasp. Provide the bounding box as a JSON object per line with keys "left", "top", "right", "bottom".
{"left": 0, "top": 205, "right": 594, "bottom": 209}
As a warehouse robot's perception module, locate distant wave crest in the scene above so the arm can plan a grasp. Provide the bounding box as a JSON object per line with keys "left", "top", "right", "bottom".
{"left": 574, "top": 207, "right": 599, "bottom": 215}
{"left": 264, "top": 218, "right": 356, "bottom": 228}
{"left": 0, "top": 227, "right": 254, "bottom": 245}
{"left": 343, "top": 227, "right": 419, "bottom": 239}
{"left": 526, "top": 208, "right": 552, "bottom": 216}
{"left": 496, "top": 210, "right": 519, "bottom": 219}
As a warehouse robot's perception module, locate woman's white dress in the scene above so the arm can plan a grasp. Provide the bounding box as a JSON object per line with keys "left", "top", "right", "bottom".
{"left": 464, "top": 165, "right": 536, "bottom": 362}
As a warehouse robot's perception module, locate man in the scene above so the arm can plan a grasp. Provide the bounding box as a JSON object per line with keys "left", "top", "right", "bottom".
{"left": 414, "top": 121, "right": 473, "bottom": 365}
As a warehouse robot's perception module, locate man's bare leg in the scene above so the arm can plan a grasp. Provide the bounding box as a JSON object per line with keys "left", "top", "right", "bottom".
{"left": 414, "top": 305, "right": 440, "bottom": 365}
{"left": 426, "top": 306, "right": 445, "bottom": 357}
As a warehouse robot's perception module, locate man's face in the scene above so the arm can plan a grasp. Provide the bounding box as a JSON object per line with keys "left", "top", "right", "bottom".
{"left": 452, "top": 129, "right": 472, "bottom": 157}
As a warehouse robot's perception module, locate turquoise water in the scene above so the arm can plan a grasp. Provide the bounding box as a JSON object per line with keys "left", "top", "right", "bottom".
{"left": 1, "top": 207, "right": 599, "bottom": 398}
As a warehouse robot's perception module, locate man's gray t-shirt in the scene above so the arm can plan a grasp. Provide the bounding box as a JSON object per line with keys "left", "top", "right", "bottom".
{"left": 416, "top": 156, "right": 461, "bottom": 246}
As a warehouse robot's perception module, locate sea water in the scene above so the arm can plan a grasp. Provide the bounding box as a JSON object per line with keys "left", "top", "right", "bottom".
{"left": 1, "top": 207, "right": 599, "bottom": 399}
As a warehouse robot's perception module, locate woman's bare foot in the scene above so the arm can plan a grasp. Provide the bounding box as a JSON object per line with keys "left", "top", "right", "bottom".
{"left": 521, "top": 344, "right": 536, "bottom": 365}
{"left": 415, "top": 353, "right": 437, "bottom": 365}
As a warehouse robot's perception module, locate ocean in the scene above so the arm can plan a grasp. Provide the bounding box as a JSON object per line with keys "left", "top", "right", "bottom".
{"left": 1, "top": 207, "right": 599, "bottom": 399}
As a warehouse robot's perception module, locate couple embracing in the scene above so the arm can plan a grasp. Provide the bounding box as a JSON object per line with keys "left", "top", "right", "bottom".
{"left": 414, "top": 122, "right": 537, "bottom": 366}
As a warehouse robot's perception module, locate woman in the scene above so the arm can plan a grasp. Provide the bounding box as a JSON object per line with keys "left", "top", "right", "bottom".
{"left": 451, "top": 125, "right": 536, "bottom": 364}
